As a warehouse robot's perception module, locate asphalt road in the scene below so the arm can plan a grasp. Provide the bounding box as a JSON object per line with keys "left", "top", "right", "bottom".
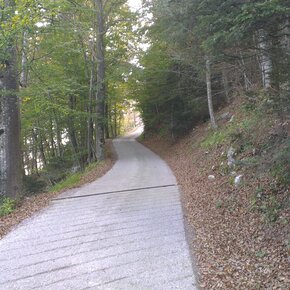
{"left": 0, "top": 128, "right": 197, "bottom": 289}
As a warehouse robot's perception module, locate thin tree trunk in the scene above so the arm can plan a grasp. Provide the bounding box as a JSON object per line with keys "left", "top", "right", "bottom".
{"left": 23, "top": 137, "right": 30, "bottom": 175}
{"left": 49, "top": 117, "right": 56, "bottom": 158}
{"left": 87, "top": 51, "right": 95, "bottom": 163}
{"left": 68, "top": 95, "right": 81, "bottom": 167}
{"left": 48, "top": 91, "right": 63, "bottom": 158}
{"left": 31, "top": 129, "right": 39, "bottom": 175}
{"left": 114, "top": 102, "right": 117, "bottom": 137}
{"left": 222, "top": 66, "right": 230, "bottom": 103}
{"left": 38, "top": 129, "right": 47, "bottom": 168}
{"left": 54, "top": 118, "right": 63, "bottom": 158}
{"left": 239, "top": 51, "right": 251, "bottom": 91}
{"left": 205, "top": 57, "right": 218, "bottom": 129}
{"left": 95, "top": 0, "right": 106, "bottom": 161}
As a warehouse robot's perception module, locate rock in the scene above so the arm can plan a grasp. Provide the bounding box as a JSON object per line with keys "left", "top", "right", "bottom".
{"left": 229, "top": 115, "right": 235, "bottom": 122}
{"left": 227, "top": 147, "right": 236, "bottom": 168}
{"left": 234, "top": 175, "right": 243, "bottom": 187}
{"left": 208, "top": 175, "right": 215, "bottom": 181}
{"left": 220, "top": 112, "right": 231, "bottom": 120}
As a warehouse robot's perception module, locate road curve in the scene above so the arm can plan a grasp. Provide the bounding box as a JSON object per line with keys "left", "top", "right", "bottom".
{"left": 0, "top": 129, "right": 197, "bottom": 290}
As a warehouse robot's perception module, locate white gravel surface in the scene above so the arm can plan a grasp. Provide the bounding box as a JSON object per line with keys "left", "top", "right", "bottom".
{"left": 0, "top": 129, "right": 197, "bottom": 289}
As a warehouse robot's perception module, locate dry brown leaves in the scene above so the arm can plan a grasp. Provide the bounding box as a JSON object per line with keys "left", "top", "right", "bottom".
{"left": 141, "top": 109, "right": 290, "bottom": 289}
{"left": 0, "top": 140, "right": 116, "bottom": 240}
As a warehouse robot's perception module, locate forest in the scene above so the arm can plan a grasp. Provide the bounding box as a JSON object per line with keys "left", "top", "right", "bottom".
{"left": 0, "top": 0, "right": 289, "bottom": 288}
{"left": 0, "top": 0, "right": 140, "bottom": 199}
{"left": 1, "top": 0, "right": 289, "bottom": 198}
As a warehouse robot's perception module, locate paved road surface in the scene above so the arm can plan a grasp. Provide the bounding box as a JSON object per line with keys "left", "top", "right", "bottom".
{"left": 0, "top": 128, "right": 197, "bottom": 289}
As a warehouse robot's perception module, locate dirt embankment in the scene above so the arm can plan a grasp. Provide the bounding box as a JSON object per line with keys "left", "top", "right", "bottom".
{"left": 141, "top": 100, "right": 290, "bottom": 289}
{"left": 0, "top": 141, "right": 116, "bottom": 239}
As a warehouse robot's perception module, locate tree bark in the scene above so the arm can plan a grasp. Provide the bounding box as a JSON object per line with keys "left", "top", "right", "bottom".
{"left": 257, "top": 29, "right": 272, "bottom": 89}
{"left": 68, "top": 95, "right": 81, "bottom": 167}
{"left": 0, "top": 0, "right": 22, "bottom": 198}
{"left": 20, "top": 30, "right": 28, "bottom": 88}
{"left": 222, "top": 66, "right": 230, "bottom": 103}
{"left": 205, "top": 57, "right": 218, "bottom": 129}
{"left": 95, "top": 0, "right": 106, "bottom": 161}
{"left": 87, "top": 46, "right": 95, "bottom": 163}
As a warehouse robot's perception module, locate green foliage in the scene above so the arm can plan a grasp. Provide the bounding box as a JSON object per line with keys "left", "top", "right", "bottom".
{"left": 201, "top": 102, "right": 265, "bottom": 150}
{"left": 201, "top": 129, "right": 228, "bottom": 149}
{"left": 48, "top": 160, "right": 103, "bottom": 193}
{"left": 44, "top": 156, "right": 74, "bottom": 183}
{"left": 49, "top": 172, "right": 82, "bottom": 193}
{"left": 271, "top": 140, "right": 290, "bottom": 186}
{"left": 135, "top": 41, "right": 209, "bottom": 136}
{"left": 23, "top": 175, "right": 48, "bottom": 195}
{"left": 0, "top": 197, "right": 16, "bottom": 217}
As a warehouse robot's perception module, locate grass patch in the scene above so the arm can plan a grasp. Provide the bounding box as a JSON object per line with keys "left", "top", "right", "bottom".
{"left": 84, "top": 161, "right": 101, "bottom": 173}
{"left": 0, "top": 197, "right": 16, "bottom": 217}
{"left": 200, "top": 104, "right": 264, "bottom": 150}
{"left": 49, "top": 172, "right": 82, "bottom": 193}
{"left": 48, "top": 161, "right": 104, "bottom": 193}
{"left": 201, "top": 129, "right": 229, "bottom": 149}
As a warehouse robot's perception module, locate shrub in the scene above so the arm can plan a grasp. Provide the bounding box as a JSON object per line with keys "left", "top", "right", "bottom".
{"left": 23, "top": 175, "right": 48, "bottom": 195}
{"left": 0, "top": 197, "right": 16, "bottom": 217}
{"left": 271, "top": 140, "right": 290, "bottom": 187}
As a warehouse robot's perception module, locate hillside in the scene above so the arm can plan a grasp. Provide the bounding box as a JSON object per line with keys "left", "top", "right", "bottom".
{"left": 141, "top": 96, "right": 290, "bottom": 289}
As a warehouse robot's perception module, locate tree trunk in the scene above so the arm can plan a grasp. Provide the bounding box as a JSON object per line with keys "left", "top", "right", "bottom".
{"left": 31, "top": 129, "right": 39, "bottom": 175}
{"left": 114, "top": 102, "right": 117, "bottom": 137}
{"left": 68, "top": 95, "right": 81, "bottom": 167}
{"left": 0, "top": 0, "right": 22, "bottom": 199}
{"left": 222, "top": 66, "right": 230, "bottom": 103}
{"left": 20, "top": 30, "right": 28, "bottom": 88}
{"left": 239, "top": 51, "right": 251, "bottom": 91}
{"left": 205, "top": 57, "right": 218, "bottom": 129}
{"left": 257, "top": 29, "right": 272, "bottom": 89}
{"left": 48, "top": 92, "right": 63, "bottom": 158}
{"left": 87, "top": 51, "right": 95, "bottom": 163}
{"left": 54, "top": 117, "right": 63, "bottom": 158}
{"left": 49, "top": 117, "right": 56, "bottom": 158}
{"left": 95, "top": 0, "right": 106, "bottom": 161}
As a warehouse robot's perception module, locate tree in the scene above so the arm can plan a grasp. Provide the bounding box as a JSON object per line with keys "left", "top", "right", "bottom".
{"left": 0, "top": 0, "right": 22, "bottom": 198}
{"left": 205, "top": 56, "right": 217, "bottom": 129}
